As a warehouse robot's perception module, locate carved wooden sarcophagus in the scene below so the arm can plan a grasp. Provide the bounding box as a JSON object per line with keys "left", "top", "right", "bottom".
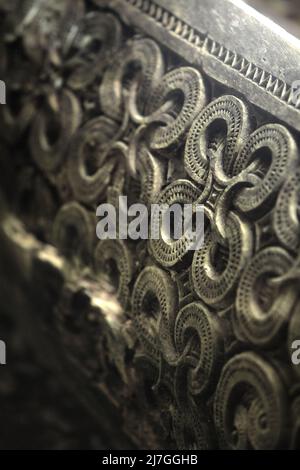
{"left": 0, "top": 0, "right": 300, "bottom": 450}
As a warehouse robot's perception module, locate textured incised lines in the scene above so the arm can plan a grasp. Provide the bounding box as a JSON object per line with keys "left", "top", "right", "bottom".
{"left": 184, "top": 100, "right": 299, "bottom": 216}
{"left": 52, "top": 201, "right": 95, "bottom": 264}
{"left": 94, "top": 239, "right": 134, "bottom": 308}
{"left": 290, "top": 395, "right": 300, "bottom": 449}
{"left": 149, "top": 179, "right": 202, "bottom": 268}
{"left": 288, "top": 303, "right": 300, "bottom": 380}
{"left": 273, "top": 167, "right": 300, "bottom": 251}
{"left": 122, "top": 0, "right": 206, "bottom": 48}
{"left": 136, "top": 146, "right": 166, "bottom": 204}
{"left": 6, "top": 0, "right": 300, "bottom": 450}
{"left": 33, "top": 20, "right": 300, "bottom": 448}
{"left": 67, "top": 116, "right": 121, "bottom": 204}
{"left": 214, "top": 352, "right": 287, "bottom": 450}
{"left": 100, "top": 37, "right": 165, "bottom": 122}
{"left": 235, "top": 247, "right": 297, "bottom": 346}
{"left": 191, "top": 211, "right": 253, "bottom": 308}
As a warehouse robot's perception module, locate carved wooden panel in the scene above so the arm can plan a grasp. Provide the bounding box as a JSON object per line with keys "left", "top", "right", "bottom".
{"left": 1, "top": 0, "right": 300, "bottom": 450}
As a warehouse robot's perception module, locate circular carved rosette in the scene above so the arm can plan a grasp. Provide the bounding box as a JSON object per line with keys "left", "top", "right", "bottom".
{"left": 149, "top": 179, "right": 203, "bottom": 268}
{"left": 214, "top": 352, "right": 287, "bottom": 449}
{"left": 65, "top": 12, "right": 123, "bottom": 90}
{"left": 174, "top": 301, "right": 224, "bottom": 397}
{"left": 146, "top": 67, "right": 208, "bottom": 152}
{"left": 131, "top": 266, "right": 178, "bottom": 363}
{"left": 184, "top": 94, "right": 252, "bottom": 185}
{"left": 235, "top": 247, "right": 297, "bottom": 346}
{"left": 191, "top": 211, "right": 253, "bottom": 307}
{"left": 52, "top": 201, "right": 94, "bottom": 264}
{"left": 100, "top": 37, "right": 165, "bottom": 122}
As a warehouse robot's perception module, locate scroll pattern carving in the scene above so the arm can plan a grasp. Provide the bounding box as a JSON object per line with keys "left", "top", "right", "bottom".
{"left": 2, "top": 0, "right": 300, "bottom": 449}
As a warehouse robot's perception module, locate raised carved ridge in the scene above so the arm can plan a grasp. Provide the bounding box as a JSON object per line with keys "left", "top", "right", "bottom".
{"left": 121, "top": 0, "right": 299, "bottom": 110}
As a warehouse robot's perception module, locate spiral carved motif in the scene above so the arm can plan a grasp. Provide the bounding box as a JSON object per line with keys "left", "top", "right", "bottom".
{"left": 214, "top": 352, "right": 287, "bottom": 449}
{"left": 174, "top": 302, "right": 224, "bottom": 397}
{"left": 29, "top": 90, "right": 82, "bottom": 173}
{"left": 2, "top": 0, "right": 300, "bottom": 449}
{"left": 235, "top": 247, "right": 297, "bottom": 346}
{"left": 192, "top": 211, "right": 253, "bottom": 307}
{"left": 274, "top": 167, "right": 300, "bottom": 251}
{"left": 232, "top": 124, "right": 298, "bottom": 216}
{"left": 52, "top": 201, "right": 94, "bottom": 264}
{"left": 146, "top": 67, "right": 208, "bottom": 152}
{"left": 149, "top": 179, "right": 202, "bottom": 268}
{"left": 65, "top": 12, "right": 122, "bottom": 90}
{"left": 95, "top": 239, "right": 134, "bottom": 308}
